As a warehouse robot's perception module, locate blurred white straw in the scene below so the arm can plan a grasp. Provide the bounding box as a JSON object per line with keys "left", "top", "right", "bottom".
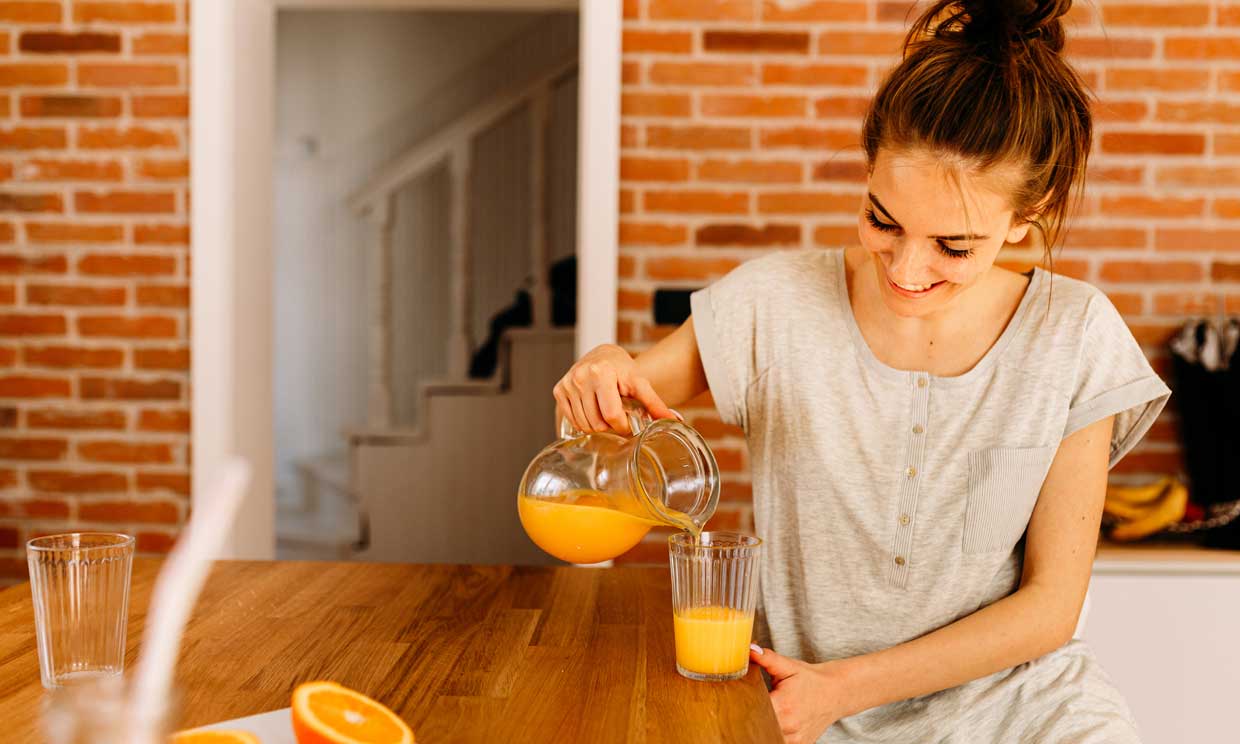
{"left": 130, "top": 457, "right": 252, "bottom": 725}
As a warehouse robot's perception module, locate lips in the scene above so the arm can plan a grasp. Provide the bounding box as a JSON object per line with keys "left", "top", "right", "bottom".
{"left": 887, "top": 275, "right": 945, "bottom": 298}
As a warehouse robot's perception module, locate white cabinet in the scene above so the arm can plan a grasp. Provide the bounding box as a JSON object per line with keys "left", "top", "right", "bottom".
{"left": 1084, "top": 546, "right": 1240, "bottom": 744}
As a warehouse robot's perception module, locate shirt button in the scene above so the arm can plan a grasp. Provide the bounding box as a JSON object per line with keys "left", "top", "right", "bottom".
{"left": 899, "top": 514, "right": 910, "bottom": 526}
{"left": 912, "top": 424, "right": 924, "bottom": 435}
{"left": 916, "top": 377, "right": 928, "bottom": 388}
{"left": 906, "top": 466, "right": 917, "bottom": 478}
{"left": 894, "top": 556, "right": 906, "bottom": 566}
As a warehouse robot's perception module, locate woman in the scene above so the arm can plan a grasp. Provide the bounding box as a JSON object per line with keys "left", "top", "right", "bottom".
{"left": 554, "top": 1, "right": 1168, "bottom": 742}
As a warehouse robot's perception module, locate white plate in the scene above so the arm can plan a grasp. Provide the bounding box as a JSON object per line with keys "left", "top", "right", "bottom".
{"left": 195, "top": 707, "right": 293, "bottom": 742}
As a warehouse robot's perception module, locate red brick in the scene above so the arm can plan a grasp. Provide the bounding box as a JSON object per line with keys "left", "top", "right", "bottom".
{"left": 0, "top": 285, "right": 12, "bottom": 304}
{"left": 814, "top": 96, "right": 872, "bottom": 120}
{"left": 20, "top": 94, "right": 123, "bottom": 119}
{"left": 1157, "top": 165, "right": 1240, "bottom": 188}
{"left": 1155, "top": 228, "right": 1240, "bottom": 252}
{"left": 1157, "top": 101, "right": 1240, "bottom": 125}
{"left": 818, "top": 31, "right": 904, "bottom": 56}
{"left": 3, "top": 497, "right": 69, "bottom": 518}
{"left": 136, "top": 158, "right": 188, "bottom": 180}
{"left": 1059, "top": 227, "right": 1147, "bottom": 250}
{"left": 1100, "top": 132, "right": 1204, "bottom": 156}
{"left": 27, "top": 284, "right": 125, "bottom": 306}
{"left": 701, "top": 94, "right": 805, "bottom": 118}
{"left": 0, "top": 63, "right": 67, "bottom": 86}
{"left": 0, "top": 313, "right": 64, "bottom": 335}
{"left": 648, "top": 0, "right": 753, "bottom": 21}
{"left": 1107, "top": 292, "right": 1145, "bottom": 316}
{"left": 29, "top": 469, "right": 126, "bottom": 492}
{"left": 133, "top": 346, "right": 187, "bottom": 370}
{"left": 618, "top": 255, "right": 636, "bottom": 280}
{"left": 1216, "top": 135, "right": 1240, "bottom": 157}
{"left": 763, "top": 0, "right": 866, "bottom": 21}
{"left": 1098, "top": 261, "right": 1204, "bottom": 283}
{"left": 1099, "top": 196, "right": 1203, "bottom": 219}
{"left": 1065, "top": 35, "right": 1156, "bottom": 59}
{"left": 613, "top": 538, "right": 670, "bottom": 565}
{"left": 1112, "top": 450, "right": 1183, "bottom": 475}
{"left": 78, "top": 126, "right": 178, "bottom": 149}
{"left": 78, "top": 440, "right": 172, "bottom": 464}
{"left": 619, "top": 222, "right": 688, "bottom": 246}
{"left": 132, "top": 32, "right": 187, "bottom": 55}
{"left": 76, "top": 190, "right": 176, "bottom": 214}
{"left": 23, "top": 345, "right": 124, "bottom": 368}
{"left": 136, "top": 530, "right": 176, "bottom": 552}
{"left": 690, "top": 415, "right": 744, "bottom": 439}
{"left": 1103, "top": 4, "right": 1209, "bottom": 26}
{"left": 760, "top": 126, "right": 857, "bottom": 149}
{"left": 137, "top": 408, "right": 187, "bottom": 432}
{"left": 622, "top": 30, "right": 692, "bottom": 54}
{"left": 25, "top": 222, "right": 123, "bottom": 244}
{"left": 1089, "top": 99, "right": 1149, "bottom": 123}
{"left": 74, "top": 2, "right": 178, "bottom": 23}
{"left": 619, "top": 189, "right": 635, "bottom": 214}
{"left": 0, "top": 2, "right": 61, "bottom": 23}
{"left": 1220, "top": 71, "right": 1240, "bottom": 93}
{"left": 644, "top": 190, "right": 748, "bottom": 214}
{"left": 617, "top": 289, "right": 651, "bottom": 311}
{"left": 0, "top": 192, "right": 62, "bottom": 213}
{"left": 622, "top": 61, "right": 641, "bottom": 85}
{"left": 1165, "top": 36, "right": 1240, "bottom": 60}
{"left": 131, "top": 94, "right": 188, "bottom": 118}
{"left": 621, "top": 93, "right": 690, "bottom": 118}
{"left": 0, "top": 375, "right": 70, "bottom": 397}
{"left": 1215, "top": 199, "right": 1240, "bottom": 219}
{"left": 27, "top": 408, "right": 126, "bottom": 429}
{"left": 81, "top": 376, "right": 179, "bottom": 400}
{"left": 77, "top": 314, "right": 178, "bottom": 339}
{"left": 696, "top": 223, "right": 800, "bottom": 247}
{"left": 648, "top": 61, "right": 755, "bottom": 87}
{"left": 814, "top": 225, "right": 861, "bottom": 247}
{"left": 136, "top": 470, "right": 188, "bottom": 494}
{"left": 647, "top": 125, "right": 751, "bottom": 150}
{"left": 1224, "top": 4, "right": 1240, "bottom": 26}
{"left": 134, "top": 223, "right": 188, "bottom": 244}
{"left": 703, "top": 31, "right": 809, "bottom": 54}
{"left": 1212, "top": 262, "right": 1240, "bottom": 282}
{"left": 79, "top": 499, "right": 179, "bottom": 524}
{"left": 757, "top": 191, "right": 857, "bottom": 214}
{"left": 762, "top": 63, "right": 866, "bottom": 87}
{"left": 1153, "top": 292, "right": 1240, "bottom": 316}
{"left": 812, "top": 159, "right": 867, "bottom": 183}
{"left": 698, "top": 158, "right": 801, "bottom": 183}
{"left": 1105, "top": 68, "right": 1208, "bottom": 92}
{"left": 623, "top": 0, "right": 638, "bottom": 19}
{"left": 0, "top": 254, "right": 66, "bottom": 274}
{"left": 78, "top": 254, "right": 176, "bottom": 276}
{"left": 621, "top": 157, "right": 689, "bottom": 183}
{"left": 19, "top": 32, "right": 120, "bottom": 54}
{"left": 21, "top": 160, "right": 124, "bottom": 183}
{"left": 135, "top": 283, "right": 187, "bottom": 307}
{"left": 0, "top": 127, "right": 65, "bottom": 149}
{"left": 0, "top": 436, "right": 66, "bottom": 459}
{"left": 645, "top": 256, "right": 741, "bottom": 280}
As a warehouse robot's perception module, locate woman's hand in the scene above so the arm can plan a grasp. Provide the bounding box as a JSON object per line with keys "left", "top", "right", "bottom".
{"left": 750, "top": 645, "right": 855, "bottom": 744}
{"left": 554, "top": 344, "right": 676, "bottom": 434}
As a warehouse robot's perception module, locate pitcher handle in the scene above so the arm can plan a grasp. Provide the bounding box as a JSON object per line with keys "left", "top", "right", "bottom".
{"left": 559, "top": 398, "right": 674, "bottom": 440}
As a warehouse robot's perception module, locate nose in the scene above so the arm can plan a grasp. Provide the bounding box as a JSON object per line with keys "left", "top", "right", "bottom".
{"left": 887, "top": 241, "right": 936, "bottom": 283}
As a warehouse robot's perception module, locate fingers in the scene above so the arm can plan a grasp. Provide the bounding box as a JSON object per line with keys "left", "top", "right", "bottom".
{"left": 631, "top": 376, "right": 675, "bottom": 420}
{"left": 595, "top": 366, "right": 631, "bottom": 434}
{"left": 749, "top": 646, "right": 799, "bottom": 682}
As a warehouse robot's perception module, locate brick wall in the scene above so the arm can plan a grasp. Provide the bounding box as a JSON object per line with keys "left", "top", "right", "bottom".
{"left": 0, "top": 0, "right": 189, "bottom": 581}
{"left": 613, "top": 0, "right": 1239, "bottom": 563}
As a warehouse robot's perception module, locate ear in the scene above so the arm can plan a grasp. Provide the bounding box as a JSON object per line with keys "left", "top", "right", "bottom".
{"left": 1005, "top": 219, "right": 1034, "bottom": 245}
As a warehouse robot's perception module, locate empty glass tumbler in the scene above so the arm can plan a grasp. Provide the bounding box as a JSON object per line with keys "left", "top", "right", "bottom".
{"left": 668, "top": 531, "right": 762, "bottom": 682}
{"left": 27, "top": 533, "right": 135, "bottom": 689}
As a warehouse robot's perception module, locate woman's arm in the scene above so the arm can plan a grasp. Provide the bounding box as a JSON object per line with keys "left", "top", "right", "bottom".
{"left": 752, "top": 415, "right": 1114, "bottom": 742}
{"left": 633, "top": 317, "right": 710, "bottom": 410}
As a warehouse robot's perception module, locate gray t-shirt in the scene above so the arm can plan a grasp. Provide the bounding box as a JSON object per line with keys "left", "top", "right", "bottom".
{"left": 691, "top": 249, "right": 1169, "bottom": 743}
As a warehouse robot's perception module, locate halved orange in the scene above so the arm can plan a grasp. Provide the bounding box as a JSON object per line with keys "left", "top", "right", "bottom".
{"left": 170, "top": 730, "right": 261, "bottom": 744}
{"left": 291, "top": 681, "right": 414, "bottom": 744}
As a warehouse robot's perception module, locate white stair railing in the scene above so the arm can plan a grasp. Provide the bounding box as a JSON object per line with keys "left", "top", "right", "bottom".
{"left": 349, "top": 60, "right": 576, "bottom": 430}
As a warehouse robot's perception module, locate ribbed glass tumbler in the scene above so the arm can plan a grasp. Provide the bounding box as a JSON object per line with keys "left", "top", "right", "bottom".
{"left": 27, "top": 533, "right": 135, "bottom": 689}
{"left": 668, "top": 531, "right": 762, "bottom": 682}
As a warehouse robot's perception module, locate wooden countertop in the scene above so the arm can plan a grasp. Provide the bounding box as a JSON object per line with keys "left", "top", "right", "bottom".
{"left": 0, "top": 560, "right": 781, "bottom": 742}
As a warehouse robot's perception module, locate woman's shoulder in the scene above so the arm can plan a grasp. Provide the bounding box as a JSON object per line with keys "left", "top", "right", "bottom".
{"left": 1022, "top": 268, "right": 1137, "bottom": 352}
{"left": 718, "top": 248, "right": 840, "bottom": 294}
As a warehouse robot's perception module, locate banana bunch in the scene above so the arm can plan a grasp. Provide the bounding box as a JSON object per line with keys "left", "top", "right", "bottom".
{"left": 1104, "top": 476, "right": 1189, "bottom": 542}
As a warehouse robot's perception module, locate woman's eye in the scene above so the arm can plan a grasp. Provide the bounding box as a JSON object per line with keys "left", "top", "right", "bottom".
{"left": 937, "top": 241, "right": 973, "bottom": 259}
{"left": 864, "top": 208, "right": 899, "bottom": 233}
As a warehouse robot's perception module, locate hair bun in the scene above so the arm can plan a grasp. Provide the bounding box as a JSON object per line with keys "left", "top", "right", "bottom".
{"left": 958, "top": 0, "right": 1071, "bottom": 53}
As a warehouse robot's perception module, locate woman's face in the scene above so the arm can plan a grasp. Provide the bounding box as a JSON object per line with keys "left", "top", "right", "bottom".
{"left": 858, "top": 147, "right": 1033, "bottom": 318}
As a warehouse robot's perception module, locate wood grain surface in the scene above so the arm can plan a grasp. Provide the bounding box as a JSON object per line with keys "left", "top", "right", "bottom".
{"left": 0, "top": 560, "right": 782, "bottom": 742}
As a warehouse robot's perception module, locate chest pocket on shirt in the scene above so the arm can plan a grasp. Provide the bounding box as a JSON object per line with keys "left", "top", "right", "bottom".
{"left": 963, "top": 446, "right": 1057, "bottom": 554}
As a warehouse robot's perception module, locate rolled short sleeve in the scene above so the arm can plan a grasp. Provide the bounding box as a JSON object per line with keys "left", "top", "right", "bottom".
{"left": 1064, "top": 292, "right": 1171, "bottom": 468}
{"left": 690, "top": 257, "right": 774, "bottom": 432}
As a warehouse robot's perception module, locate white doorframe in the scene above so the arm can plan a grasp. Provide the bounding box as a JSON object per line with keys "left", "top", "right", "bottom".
{"left": 191, "top": 0, "right": 619, "bottom": 558}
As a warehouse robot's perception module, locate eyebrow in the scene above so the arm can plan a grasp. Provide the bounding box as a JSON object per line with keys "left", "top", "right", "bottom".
{"left": 867, "top": 192, "right": 990, "bottom": 242}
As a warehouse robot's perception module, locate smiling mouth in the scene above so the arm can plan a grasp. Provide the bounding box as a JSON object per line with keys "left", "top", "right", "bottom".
{"left": 887, "top": 275, "right": 946, "bottom": 296}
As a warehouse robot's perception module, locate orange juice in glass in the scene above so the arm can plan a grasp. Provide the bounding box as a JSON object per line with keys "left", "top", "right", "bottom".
{"left": 669, "top": 532, "right": 762, "bottom": 682}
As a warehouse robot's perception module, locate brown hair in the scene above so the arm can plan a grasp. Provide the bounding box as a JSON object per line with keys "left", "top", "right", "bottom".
{"left": 861, "top": 0, "right": 1093, "bottom": 260}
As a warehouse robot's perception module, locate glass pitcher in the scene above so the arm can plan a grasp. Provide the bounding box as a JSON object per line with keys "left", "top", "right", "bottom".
{"left": 518, "top": 399, "right": 720, "bottom": 564}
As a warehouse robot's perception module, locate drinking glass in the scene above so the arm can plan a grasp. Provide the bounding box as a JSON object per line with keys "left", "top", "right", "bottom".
{"left": 668, "top": 531, "right": 762, "bottom": 682}
{"left": 27, "top": 532, "right": 135, "bottom": 689}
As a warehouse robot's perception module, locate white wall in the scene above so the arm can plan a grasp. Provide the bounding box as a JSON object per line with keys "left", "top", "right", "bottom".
{"left": 274, "top": 10, "right": 579, "bottom": 502}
